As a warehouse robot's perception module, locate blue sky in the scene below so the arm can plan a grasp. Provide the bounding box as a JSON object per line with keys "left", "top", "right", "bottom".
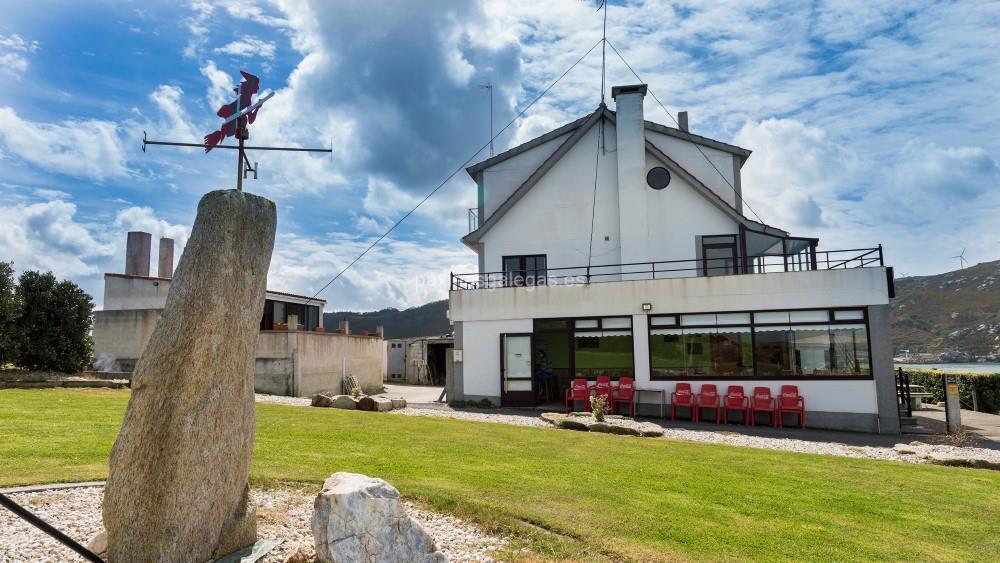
{"left": 0, "top": 0, "right": 998, "bottom": 311}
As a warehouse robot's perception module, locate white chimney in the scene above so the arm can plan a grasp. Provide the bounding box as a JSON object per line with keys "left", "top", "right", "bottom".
{"left": 157, "top": 238, "right": 174, "bottom": 279}
{"left": 612, "top": 84, "right": 648, "bottom": 269}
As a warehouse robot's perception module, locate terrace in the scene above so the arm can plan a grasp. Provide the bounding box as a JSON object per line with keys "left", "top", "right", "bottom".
{"left": 451, "top": 245, "right": 885, "bottom": 290}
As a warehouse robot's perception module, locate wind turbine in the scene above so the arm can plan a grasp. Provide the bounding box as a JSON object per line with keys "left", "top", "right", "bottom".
{"left": 952, "top": 248, "right": 967, "bottom": 270}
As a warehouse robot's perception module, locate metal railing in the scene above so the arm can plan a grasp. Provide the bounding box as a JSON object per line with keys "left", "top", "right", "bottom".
{"left": 467, "top": 208, "right": 479, "bottom": 233}
{"left": 451, "top": 246, "right": 883, "bottom": 291}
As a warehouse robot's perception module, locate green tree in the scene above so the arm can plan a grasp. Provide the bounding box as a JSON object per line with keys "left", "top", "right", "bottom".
{"left": 13, "top": 270, "right": 94, "bottom": 373}
{"left": 0, "top": 261, "right": 16, "bottom": 368}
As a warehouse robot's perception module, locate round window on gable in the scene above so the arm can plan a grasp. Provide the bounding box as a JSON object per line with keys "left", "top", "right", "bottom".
{"left": 646, "top": 166, "right": 671, "bottom": 190}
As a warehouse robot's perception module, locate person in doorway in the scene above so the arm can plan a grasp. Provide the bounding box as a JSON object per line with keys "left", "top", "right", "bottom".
{"left": 535, "top": 350, "right": 554, "bottom": 402}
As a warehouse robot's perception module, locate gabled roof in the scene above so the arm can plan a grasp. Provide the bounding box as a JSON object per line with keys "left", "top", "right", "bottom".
{"left": 462, "top": 106, "right": 783, "bottom": 248}
{"left": 465, "top": 106, "right": 752, "bottom": 180}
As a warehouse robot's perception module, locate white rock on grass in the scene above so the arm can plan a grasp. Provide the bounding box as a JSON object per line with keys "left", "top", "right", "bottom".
{"left": 312, "top": 472, "right": 446, "bottom": 563}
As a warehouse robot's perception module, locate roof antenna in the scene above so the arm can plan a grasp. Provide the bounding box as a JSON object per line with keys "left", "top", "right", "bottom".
{"left": 598, "top": 1, "right": 607, "bottom": 105}
{"left": 479, "top": 82, "right": 494, "bottom": 157}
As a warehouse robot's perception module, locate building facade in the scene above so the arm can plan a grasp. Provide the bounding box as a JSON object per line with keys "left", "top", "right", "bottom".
{"left": 92, "top": 232, "right": 386, "bottom": 396}
{"left": 449, "top": 85, "right": 898, "bottom": 433}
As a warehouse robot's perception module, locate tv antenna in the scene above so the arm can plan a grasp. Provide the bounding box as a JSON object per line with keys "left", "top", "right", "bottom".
{"left": 479, "top": 82, "right": 494, "bottom": 157}
{"left": 952, "top": 248, "right": 967, "bottom": 270}
{"left": 142, "top": 70, "right": 331, "bottom": 191}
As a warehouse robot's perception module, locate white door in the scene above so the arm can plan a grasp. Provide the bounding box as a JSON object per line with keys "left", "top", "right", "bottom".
{"left": 501, "top": 334, "right": 534, "bottom": 406}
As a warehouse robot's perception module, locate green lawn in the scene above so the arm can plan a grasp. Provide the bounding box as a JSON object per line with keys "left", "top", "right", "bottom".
{"left": 2, "top": 389, "right": 999, "bottom": 561}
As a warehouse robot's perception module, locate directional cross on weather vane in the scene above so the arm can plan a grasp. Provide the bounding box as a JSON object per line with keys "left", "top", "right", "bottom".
{"left": 142, "top": 70, "right": 331, "bottom": 192}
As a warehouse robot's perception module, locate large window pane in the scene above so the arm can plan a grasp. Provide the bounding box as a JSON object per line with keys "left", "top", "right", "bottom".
{"left": 575, "top": 331, "right": 633, "bottom": 378}
{"left": 713, "top": 327, "right": 753, "bottom": 377}
{"left": 792, "top": 325, "right": 832, "bottom": 375}
{"left": 684, "top": 329, "right": 713, "bottom": 375}
{"left": 650, "top": 329, "right": 685, "bottom": 378}
{"left": 831, "top": 324, "right": 871, "bottom": 375}
{"left": 754, "top": 326, "right": 793, "bottom": 376}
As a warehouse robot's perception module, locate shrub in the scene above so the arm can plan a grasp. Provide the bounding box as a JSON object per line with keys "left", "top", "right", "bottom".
{"left": 903, "top": 369, "right": 1000, "bottom": 415}
{"left": 590, "top": 395, "right": 608, "bottom": 422}
{"left": 12, "top": 271, "right": 94, "bottom": 373}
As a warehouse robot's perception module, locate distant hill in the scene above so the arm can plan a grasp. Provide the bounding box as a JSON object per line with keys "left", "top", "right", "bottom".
{"left": 323, "top": 300, "right": 450, "bottom": 340}
{"left": 891, "top": 260, "right": 1000, "bottom": 360}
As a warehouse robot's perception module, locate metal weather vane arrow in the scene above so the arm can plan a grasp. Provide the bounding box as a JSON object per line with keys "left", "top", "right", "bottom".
{"left": 142, "top": 69, "right": 331, "bottom": 192}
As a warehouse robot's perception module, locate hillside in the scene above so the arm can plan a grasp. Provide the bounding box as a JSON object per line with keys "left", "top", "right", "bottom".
{"left": 323, "top": 300, "right": 449, "bottom": 340}
{"left": 891, "top": 260, "right": 1000, "bottom": 360}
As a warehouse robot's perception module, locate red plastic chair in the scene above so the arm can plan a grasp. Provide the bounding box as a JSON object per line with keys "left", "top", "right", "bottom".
{"left": 722, "top": 385, "right": 750, "bottom": 425}
{"left": 565, "top": 378, "right": 590, "bottom": 414}
{"left": 592, "top": 375, "right": 613, "bottom": 409}
{"left": 750, "top": 387, "right": 775, "bottom": 427}
{"left": 671, "top": 383, "right": 695, "bottom": 421}
{"left": 696, "top": 384, "right": 721, "bottom": 423}
{"left": 610, "top": 377, "right": 635, "bottom": 417}
{"left": 776, "top": 385, "right": 806, "bottom": 429}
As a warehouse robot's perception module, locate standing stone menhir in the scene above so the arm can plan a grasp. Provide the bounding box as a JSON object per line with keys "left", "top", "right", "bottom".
{"left": 103, "top": 190, "right": 276, "bottom": 562}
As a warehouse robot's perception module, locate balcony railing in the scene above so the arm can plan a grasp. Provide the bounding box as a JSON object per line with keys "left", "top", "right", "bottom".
{"left": 451, "top": 246, "right": 884, "bottom": 291}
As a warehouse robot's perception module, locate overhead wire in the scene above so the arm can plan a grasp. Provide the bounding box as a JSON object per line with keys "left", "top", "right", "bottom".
{"left": 304, "top": 38, "right": 606, "bottom": 304}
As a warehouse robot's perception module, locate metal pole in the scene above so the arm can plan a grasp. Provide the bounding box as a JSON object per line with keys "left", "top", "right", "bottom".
{"left": 237, "top": 132, "right": 245, "bottom": 192}
{"left": 489, "top": 85, "right": 494, "bottom": 157}
{"left": 0, "top": 492, "right": 104, "bottom": 562}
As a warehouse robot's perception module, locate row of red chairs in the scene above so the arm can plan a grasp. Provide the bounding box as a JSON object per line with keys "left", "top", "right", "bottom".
{"left": 564, "top": 378, "right": 806, "bottom": 428}
{"left": 671, "top": 383, "right": 805, "bottom": 428}
{"left": 565, "top": 376, "right": 635, "bottom": 416}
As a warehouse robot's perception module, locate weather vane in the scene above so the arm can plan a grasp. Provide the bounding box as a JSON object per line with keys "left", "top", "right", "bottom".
{"left": 142, "top": 70, "right": 331, "bottom": 191}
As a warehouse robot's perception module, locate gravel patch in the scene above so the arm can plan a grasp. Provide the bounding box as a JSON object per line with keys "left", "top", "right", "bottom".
{"left": 389, "top": 406, "right": 551, "bottom": 428}
{"left": 0, "top": 486, "right": 506, "bottom": 563}
{"left": 255, "top": 393, "right": 311, "bottom": 407}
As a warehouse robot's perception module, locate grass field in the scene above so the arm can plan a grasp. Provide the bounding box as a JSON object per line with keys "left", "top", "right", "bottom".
{"left": 2, "top": 388, "right": 999, "bottom": 561}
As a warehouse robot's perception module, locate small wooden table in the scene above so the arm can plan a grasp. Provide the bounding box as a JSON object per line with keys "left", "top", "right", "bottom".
{"left": 633, "top": 388, "right": 666, "bottom": 418}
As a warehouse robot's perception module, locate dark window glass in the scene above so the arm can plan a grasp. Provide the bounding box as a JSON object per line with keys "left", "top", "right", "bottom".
{"left": 753, "top": 326, "right": 793, "bottom": 376}
{"left": 573, "top": 330, "right": 633, "bottom": 379}
{"left": 650, "top": 327, "right": 752, "bottom": 378}
{"left": 702, "top": 235, "right": 738, "bottom": 277}
{"left": 503, "top": 255, "right": 547, "bottom": 287}
{"left": 831, "top": 324, "right": 871, "bottom": 375}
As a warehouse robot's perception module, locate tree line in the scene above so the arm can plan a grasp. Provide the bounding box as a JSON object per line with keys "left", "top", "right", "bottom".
{"left": 0, "top": 261, "right": 94, "bottom": 373}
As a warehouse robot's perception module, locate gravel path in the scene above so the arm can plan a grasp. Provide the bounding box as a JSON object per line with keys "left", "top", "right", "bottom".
{"left": 0, "top": 486, "right": 506, "bottom": 563}
{"left": 257, "top": 393, "right": 1000, "bottom": 466}
{"left": 388, "top": 406, "right": 1000, "bottom": 465}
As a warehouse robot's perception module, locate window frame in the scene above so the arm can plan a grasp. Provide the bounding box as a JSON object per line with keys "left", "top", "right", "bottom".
{"left": 502, "top": 254, "right": 548, "bottom": 287}
{"left": 701, "top": 234, "right": 739, "bottom": 277}
{"left": 533, "top": 316, "right": 637, "bottom": 381}
{"left": 648, "top": 307, "right": 874, "bottom": 381}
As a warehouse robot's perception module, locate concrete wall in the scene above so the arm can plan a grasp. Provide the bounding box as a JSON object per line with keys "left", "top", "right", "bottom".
{"left": 103, "top": 275, "right": 170, "bottom": 311}
{"left": 646, "top": 130, "right": 740, "bottom": 210}
{"left": 255, "top": 331, "right": 386, "bottom": 397}
{"left": 450, "top": 267, "right": 895, "bottom": 432}
{"left": 92, "top": 309, "right": 159, "bottom": 371}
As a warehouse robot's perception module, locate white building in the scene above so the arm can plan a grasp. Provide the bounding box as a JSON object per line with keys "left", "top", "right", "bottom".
{"left": 448, "top": 84, "right": 899, "bottom": 433}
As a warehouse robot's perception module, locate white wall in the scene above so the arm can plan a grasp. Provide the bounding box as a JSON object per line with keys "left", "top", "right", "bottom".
{"left": 461, "top": 318, "right": 533, "bottom": 397}
{"left": 482, "top": 133, "right": 569, "bottom": 220}
{"left": 451, "top": 268, "right": 890, "bottom": 415}
{"left": 480, "top": 124, "right": 621, "bottom": 274}
{"left": 647, "top": 131, "right": 740, "bottom": 210}
{"left": 478, "top": 120, "right": 741, "bottom": 277}
{"left": 103, "top": 275, "right": 170, "bottom": 311}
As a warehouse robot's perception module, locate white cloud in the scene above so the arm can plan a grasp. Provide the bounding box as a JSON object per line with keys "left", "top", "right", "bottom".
{"left": 0, "top": 107, "right": 127, "bottom": 180}
{"left": 200, "top": 60, "right": 234, "bottom": 108}
{"left": 0, "top": 200, "right": 111, "bottom": 279}
{"left": 148, "top": 85, "right": 198, "bottom": 142}
{"left": 33, "top": 188, "right": 71, "bottom": 200}
{"left": 214, "top": 36, "right": 276, "bottom": 59}
{"left": 0, "top": 33, "right": 39, "bottom": 76}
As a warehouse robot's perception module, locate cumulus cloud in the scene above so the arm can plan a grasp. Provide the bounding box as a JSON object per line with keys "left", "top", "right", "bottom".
{"left": 0, "top": 107, "right": 127, "bottom": 180}
{"left": 0, "top": 200, "right": 111, "bottom": 278}
{"left": 148, "top": 85, "right": 198, "bottom": 142}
